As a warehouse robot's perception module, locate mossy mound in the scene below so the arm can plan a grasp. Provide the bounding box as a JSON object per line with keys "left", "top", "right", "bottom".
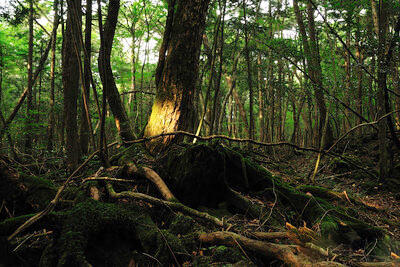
{"left": 40, "top": 199, "right": 187, "bottom": 266}
{"left": 158, "top": 143, "right": 273, "bottom": 208}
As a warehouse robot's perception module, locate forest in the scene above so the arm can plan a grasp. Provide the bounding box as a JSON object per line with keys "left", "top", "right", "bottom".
{"left": 1, "top": 0, "right": 400, "bottom": 266}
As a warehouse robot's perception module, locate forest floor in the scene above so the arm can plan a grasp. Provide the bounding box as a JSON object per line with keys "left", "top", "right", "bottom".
{"left": 252, "top": 133, "right": 400, "bottom": 265}
{"left": 1, "top": 132, "right": 400, "bottom": 266}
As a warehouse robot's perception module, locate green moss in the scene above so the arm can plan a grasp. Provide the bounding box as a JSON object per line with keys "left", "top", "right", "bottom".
{"left": 168, "top": 214, "right": 195, "bottom": 235}
{"left": 54, "top": 199, "right": 184, "bottom": 266}
{"left": 20, "top": 174, "right": 57, "bottom": 210}
{"left": 212, "top": 245, "right": 245, "bottom": 263}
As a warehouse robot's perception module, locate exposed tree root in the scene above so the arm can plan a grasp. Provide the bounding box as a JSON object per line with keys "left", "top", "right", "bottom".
{"left": 124, "top": 163, "right": 176, "bottom": 201}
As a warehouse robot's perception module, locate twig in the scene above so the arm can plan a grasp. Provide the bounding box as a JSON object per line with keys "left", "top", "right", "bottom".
{"left": 81, "top": 176, "right": 135, "bottom": 184}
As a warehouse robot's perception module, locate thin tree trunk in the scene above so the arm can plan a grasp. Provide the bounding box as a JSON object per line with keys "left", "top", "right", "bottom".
{"left": 232, "top": 88, "right": 250, "bottom": 138}
{"left": 343, "top": 30, "right": 351, "bottom": 133}
{"left": 24, "top": 0, "right": 34, "bottom": 153}
{"left": 47, "top": 0, "right": 58, "bottom": 151}
{"left": 374, "top": 0, "right": 389, "bottom": 179}
{"left": 98, "top": 0, "right": 135, "bottom": 143}
{"left": 63, "top": 0, "right": 82, "bottom": 172}
{"left": 79, "top": 0, "right": 92, "bottom": 155}
{"left": 194, "top": 14, "right": 221, "bottom": 141}
{"left": 210, "top": 0, "right": 226, "bottom": 135}
{"left": 307, "top": 0, "right": 333, "bottom": 147}
{"left": 243, "top": 0, "right": 254, "bottom": 139}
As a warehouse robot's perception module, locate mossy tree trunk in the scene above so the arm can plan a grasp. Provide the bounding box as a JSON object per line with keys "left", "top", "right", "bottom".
{"left": 144, "top": 0, "right": 210, "bottom": 153}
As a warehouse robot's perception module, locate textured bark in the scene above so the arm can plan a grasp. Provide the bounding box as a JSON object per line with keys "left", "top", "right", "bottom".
{"left": 79, "top": 0, "right": 92, "bottom": 155}
{"left": 63, "top": 0, "right": 81, "bottom": 172}
{"left": 243, "top": 0, "right": 254, "bottom": 140}
{"left": 144, "top": 0, "right": 210, "bottom": 153}
{"left": 343, "top": 30, "right": 352, "bottom": 132}
{"left": 374, "top": 0, "right": 389, "bottom": 179}
{"left": 47, "top": 0, "right": 59, "bottom": 152}
{"left": 306, "top": 0, "right": 333, "bottom": 147}
{"left": 24, "top": 0, "right": 34, "bottom": 153}
{"left": 98, "top": 0, "right": 135, "bottom": 143}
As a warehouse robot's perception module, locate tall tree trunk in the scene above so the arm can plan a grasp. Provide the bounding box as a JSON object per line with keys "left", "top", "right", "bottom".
{"left": 343, "top": 30, "right": 352, "bottom": 132}
{"left": 25, "top": 0, "right": 34, "bottom": 153}
{"left": 306, "top": 0, "right": 333, "bottom": 147}
{"left": 210, "top": 0, "right": 226, "bottom": 135}
{"left": 79, "top": 0, "right": 92, "bottom": 155}
{"left": 373, "top": 0, "right": 390, "bottom": 179}
{"left": 63, "top": 0, "right": 82, "bottom": 172}
{"left": 394, "top": 48, "right": 400, "bottom": 129}
{"left": 243, "top": 0, "right": 254, "bottom": 140}
{"left": 144, "top": 0, "right": 210, "bottom": 153}
{"left": 98, "top": 0, "right": 135, "bottom": 143}
{"left": 47, "top": 0, "right": 58, "bottom": 152}
{"left": 257, "top": 53, "right": 264, "bottom": 142}
{"left": 355, "top": 32, "right": 364, "bottom": 130}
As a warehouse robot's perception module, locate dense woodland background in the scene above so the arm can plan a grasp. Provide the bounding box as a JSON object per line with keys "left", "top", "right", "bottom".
{"left": 1, "top": 0, "right": 400, "bottom": 266}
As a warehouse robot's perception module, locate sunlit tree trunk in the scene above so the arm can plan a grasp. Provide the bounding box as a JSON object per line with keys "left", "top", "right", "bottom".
{"left": 144, "top": 0, "right": 210, "bottom": 153}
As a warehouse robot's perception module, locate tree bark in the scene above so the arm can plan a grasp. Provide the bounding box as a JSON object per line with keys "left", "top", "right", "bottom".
{"left": 144, "top": 0, "right": 210, "bottom": 153}
{"left": 63, "top": 0, "right": 81, "bottom": 172}
{"left": 98, "top": 0, "right": 135, "bottom": 143}
{"left": 374, "top": 0, "right": 389, "bottom": 179}
{"left": 79, "top": 0, "right": 92, "bottom": 155}
{"left": 243, "top": 0, "right": 254, "bottom": 140}
{"left": 24, "top": 0, "right": 34, "bottom": 153}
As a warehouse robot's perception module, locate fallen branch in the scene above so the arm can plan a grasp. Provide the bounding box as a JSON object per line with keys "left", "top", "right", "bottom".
{"left": 106, "top": 183, "right": 225, "bottom": 228}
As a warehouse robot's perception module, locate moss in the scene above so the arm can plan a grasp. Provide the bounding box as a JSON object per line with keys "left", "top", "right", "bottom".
{"left": 168, "top": 214, "right": 195, "bottom": 235}
{"left": 20, "top": 174, "right": 57, "bottom": 210}
{"left": 212, "top": 245, "right": 245, "bottom": 263}
{"left": 53, "top": 199, "right": 184, "bottom": 266}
